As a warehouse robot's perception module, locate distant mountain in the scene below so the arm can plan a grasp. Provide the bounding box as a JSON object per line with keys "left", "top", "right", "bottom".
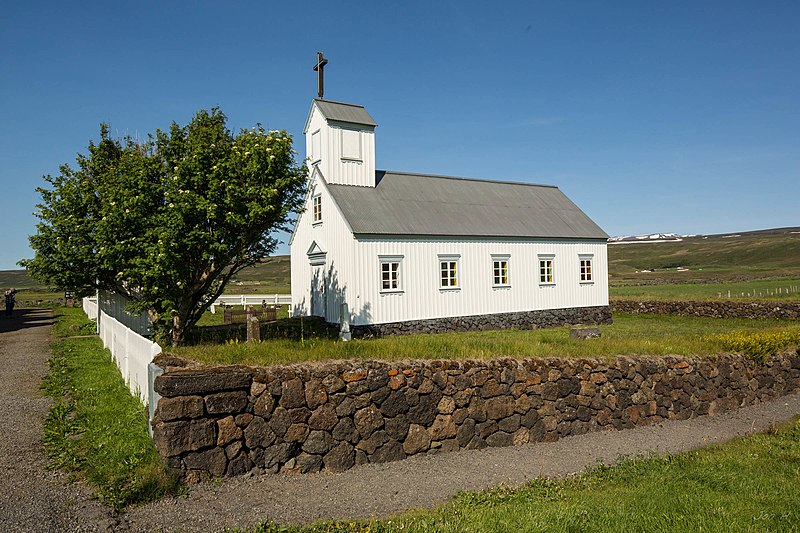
{"left": 608, "top": 233, "right": 685, "bottom": 244}
{"left": 608, "top": 226, "right": 800, "bottom": 284}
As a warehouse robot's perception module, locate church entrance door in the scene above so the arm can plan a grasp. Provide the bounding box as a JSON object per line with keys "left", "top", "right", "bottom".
{"left": 311, "top": 265, "right": 326, "bottom": 318}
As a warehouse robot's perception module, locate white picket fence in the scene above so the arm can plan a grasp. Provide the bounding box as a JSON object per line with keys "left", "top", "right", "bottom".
{"left": 82, "top": 295, "right": 98, "bottom": 320}
{"left": 210, "top": 293, "right": 292, "bottom": 313}
{"left": 83, "top": 295, "right": 162, "bottom": 405}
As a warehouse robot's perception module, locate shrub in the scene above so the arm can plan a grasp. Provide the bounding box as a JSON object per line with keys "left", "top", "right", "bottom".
{"left": 712, "top": 329, "right": 800, "bottom": 362}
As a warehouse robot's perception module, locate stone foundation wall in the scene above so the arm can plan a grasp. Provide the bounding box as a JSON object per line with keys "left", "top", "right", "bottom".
{"left": 151, "top": 351, "right": 800, "bottom": 482}
{"left": 612, "top": 299, "right": 800, "bottom": 320}
{"left": 352, "top": 305, "right": 612, "bottom": 337}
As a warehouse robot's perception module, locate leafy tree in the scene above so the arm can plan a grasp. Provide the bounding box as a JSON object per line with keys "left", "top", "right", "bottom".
{"left": 22, "top": 108, "right": 307, "bottom": 344}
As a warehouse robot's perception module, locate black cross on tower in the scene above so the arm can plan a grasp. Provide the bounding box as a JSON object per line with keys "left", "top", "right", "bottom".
{"left": 313, "top": 51, "right": 328, "bottom": 99}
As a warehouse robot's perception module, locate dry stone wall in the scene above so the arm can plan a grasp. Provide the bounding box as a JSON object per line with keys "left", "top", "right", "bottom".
{"left": 351, "top": 306, "right": 612, "bottom": 337}
{"left": 612, "top": 299, "right": 800, "bottom": 320}
{"left": 151, "top": 351, "right": 800, "bottom": 481}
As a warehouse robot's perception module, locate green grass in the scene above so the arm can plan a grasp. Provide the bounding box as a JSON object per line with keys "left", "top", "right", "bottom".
{"left": 610, "top": 278, "right": 800, "bottom": 301}
{"left": 248, "top": 418, "right": 800, "bottom": 532}
{"left": 176, "top": 313, "right": 800, "bottom": 366}
{"left": 42, "top": 307, "right": 181, "bottom": 510}
{"left": 51, "top": 306, "right": 97, "bottom": 337}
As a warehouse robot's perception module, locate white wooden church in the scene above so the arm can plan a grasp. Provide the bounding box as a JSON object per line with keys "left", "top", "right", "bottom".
{"left": 290, "top": 97, "right": 610, "bottom": 335}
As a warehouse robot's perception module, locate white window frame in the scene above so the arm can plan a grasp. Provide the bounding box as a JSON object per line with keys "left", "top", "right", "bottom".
{"left": 491, "top": 254, "right": 510, "bottom": 288}
{"left": 311, "top": 129, "right": 321, "bottom": 164}
{"left": 538, "top": 255, "right": 555, "bottom": 285}
{"left": 312, "top": 194, "right": 322, "bottom": 224}
{"left": 379, "top": 255, "right": 403, "bottom": 293}
{"left": 340, "top": 128, "right": 362, "bottom": 161}
{"left": 438, "top": 254, "right": 460, "bottom": 290}
{"left": 579, "top": 255, "right": 594, "bottom": 283}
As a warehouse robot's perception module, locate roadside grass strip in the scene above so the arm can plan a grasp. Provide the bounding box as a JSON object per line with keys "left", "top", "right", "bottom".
{"left": 178, "top": 313, "right": 800, "bottom": 367}
{"left": 42, "top": 308, "right": 180, "bottom": 510}
{"left": 249, "top": 418, "right": 800, "bottom": 532}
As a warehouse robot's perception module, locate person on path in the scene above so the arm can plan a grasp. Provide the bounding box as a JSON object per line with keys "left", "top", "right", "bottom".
{"left": 4, "top": 288, "right": 15, "bottom": 318}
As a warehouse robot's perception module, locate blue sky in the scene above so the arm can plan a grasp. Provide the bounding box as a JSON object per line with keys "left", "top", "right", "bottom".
{"left": 1, "top": 1, "right": 798, "bottom": 269}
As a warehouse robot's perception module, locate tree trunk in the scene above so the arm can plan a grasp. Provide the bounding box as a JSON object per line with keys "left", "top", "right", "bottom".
{"left": 172, "top": 313, "right": 187, "bottom": 345}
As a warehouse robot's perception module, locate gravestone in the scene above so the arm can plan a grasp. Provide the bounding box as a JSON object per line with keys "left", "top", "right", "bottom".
{"left": 569, "top": 327, "right": 601, "bottom": 340}
{"left": 247, "top": 316, "right": 260, "bottom": 343}
{"left": 340, "top": 303, "right": 351, "bottom": 341}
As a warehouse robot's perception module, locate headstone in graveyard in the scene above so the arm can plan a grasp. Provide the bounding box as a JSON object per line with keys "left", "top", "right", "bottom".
{"left": 247, "top": 315, "right": 261, "bottom": 343}
{"left": 570, "top": 327, "right": 601, "bottom": 340}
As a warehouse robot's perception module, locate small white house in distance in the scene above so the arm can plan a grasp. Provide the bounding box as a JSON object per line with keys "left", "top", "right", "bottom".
{"left": 290, "top": 99, "right": 610, "bottom": 336}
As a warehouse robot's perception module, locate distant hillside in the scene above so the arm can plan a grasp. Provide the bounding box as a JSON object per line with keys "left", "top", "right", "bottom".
{"left": 226, "top": 256, "right": 291, "bottom": 293}
{"left": 0, "top": 270, "right": 50, "bottom": 291}
{"left": 608, "top": 227, "right": 800, "bottom": 285}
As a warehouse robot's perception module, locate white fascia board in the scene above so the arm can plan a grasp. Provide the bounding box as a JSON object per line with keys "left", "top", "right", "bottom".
{"left": 303, "top": 100, "right": 320, "bottom": 134}
{"left": 288, "top": 166, "right": 321, "bottom": 245}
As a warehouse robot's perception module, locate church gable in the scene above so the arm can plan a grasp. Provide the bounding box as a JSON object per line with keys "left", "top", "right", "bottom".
{"left": 303, "top": 99, "right": 377, "bottom": 189}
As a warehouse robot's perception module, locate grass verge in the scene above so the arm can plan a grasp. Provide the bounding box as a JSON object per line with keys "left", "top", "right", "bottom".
{"left": 42, "top": 307, "right": 181, "bottom": 510}
{"left": 250, "top": 418, "right": 800, "bottom": 532}
{"left": 177, "top": 313, "right": 800, "bottom": 366}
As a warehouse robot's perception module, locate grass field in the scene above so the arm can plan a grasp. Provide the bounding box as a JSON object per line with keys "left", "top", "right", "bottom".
{"left": 42, "top": 308, "right": 180, "bottom": 510}
{"left": 177, "top": 313, "right": 800, "bottom": 366}
{"left": 610, "top": 278, "right": 800, "bottom": 301}
{"left": 249, "top": 418, "right": 800, "bottom": 532}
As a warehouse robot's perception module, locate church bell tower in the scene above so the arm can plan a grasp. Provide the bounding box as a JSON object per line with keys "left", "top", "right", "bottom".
{"left": 303, "top": 53, "right": 377, "bottom": 187}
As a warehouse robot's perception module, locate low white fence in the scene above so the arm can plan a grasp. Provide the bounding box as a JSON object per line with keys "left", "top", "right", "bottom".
{"left": 98, "top": 309, "right": 162, "bottom": 404}
{"left": 83, "top": 296, "right": 162, "bottom": 405}
{"left": 210, "top": 293, "right": 291, "bottom": 313}
{"left": 82, "top": 295, "right": 98, "bottom": 320}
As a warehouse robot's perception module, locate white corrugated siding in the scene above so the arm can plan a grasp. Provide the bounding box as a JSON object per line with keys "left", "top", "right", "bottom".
{"left": 291, "top": 171, "right": 356, "bottom": 323}
{"left": 348, "top": 237, "right": 608, "bottom": 326}
{"left": 305, "top": 104, "right": 375, "bottom": 188}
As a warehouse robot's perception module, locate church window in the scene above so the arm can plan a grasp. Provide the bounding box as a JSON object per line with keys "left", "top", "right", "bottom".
{"left": 379, "top": 256, "right": 403, "bottom": 292}
{"left": 580, "top": 255, "right": 593, "bottom": 282}
{"left": 539, "top": 256, "right": 555, "bottom": 285}
{"left": 311, "top": 130, "right": 321, "bottom": 163}
{"left": 439, "top": 255, "right": 460, "bottom": 289}
{"left": 312, "top": 194, "right": 322, "bottom": 223}
{"left": 341, "top": 128, "right": 361, "bottom": 161}
{"left": 492, "top": 255, "right": 510, "bottom": 287}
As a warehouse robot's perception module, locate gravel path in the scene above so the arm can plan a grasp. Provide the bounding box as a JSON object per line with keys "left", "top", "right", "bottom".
{"left": 0, "top": 309, "right": 117, "bottom": 532}
{"left": 2, "top": 309, "right": 799, "bottom": 532}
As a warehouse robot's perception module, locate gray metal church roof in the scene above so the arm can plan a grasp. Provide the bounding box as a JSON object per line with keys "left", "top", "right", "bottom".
{"left": 327, "top": 171, "right": 608, "bottom": 240}
{"left": 313, "top": 99, "right": 377, "bottom": 127}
